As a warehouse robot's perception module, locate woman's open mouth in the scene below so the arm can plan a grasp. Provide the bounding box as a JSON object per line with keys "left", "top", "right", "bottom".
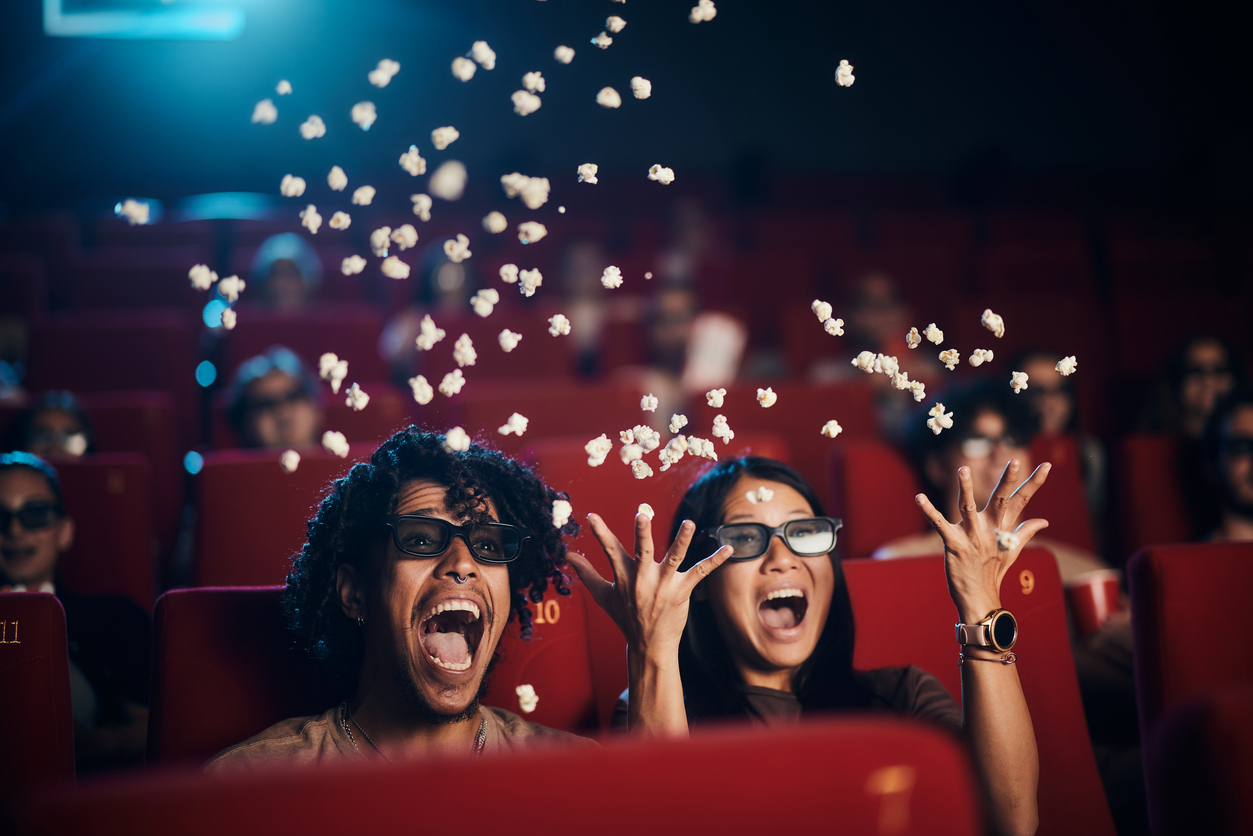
{"left": 417, "top": 599, "right": 485, "bottom": 674}
{"left": 758, "top": 587, "right": 808, "bottom": 634}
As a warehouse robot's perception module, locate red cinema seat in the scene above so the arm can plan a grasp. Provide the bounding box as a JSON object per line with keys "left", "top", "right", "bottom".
{"left": 831, "top": 439, "right": 925, "bottom": 558}
{"left": 66, "top": 245, "right": 212, "bottom": 310}
{"left": 0, "top": 593, "right": 74, "bottom": 801}
{"left": 209, "top": 382, "right": 409, "bottom": 449}
{"left": 1117, "top": 434, "right": 1193, "bottom": 554}
{"left": 218, "top": 306, "right": 389, "bottom": 384}
{"left": 411, "top": 309, "right": 577, "bottom": 382}
{"left": 845, "top": 550, "right": 1117, "bottom": 836}
{"left": 1027, "top": 434, "right": 1097, "bottom": 554}
{"left": 52, "top": 454, "right": 156, "bottom": 613}
{"left": 28, "top": 718, "right": 982, "bottom": 836}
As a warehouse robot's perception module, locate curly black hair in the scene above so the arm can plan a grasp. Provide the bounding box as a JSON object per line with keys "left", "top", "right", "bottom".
{"left": 283, "top": 426, "right": 577, "bottom": 693}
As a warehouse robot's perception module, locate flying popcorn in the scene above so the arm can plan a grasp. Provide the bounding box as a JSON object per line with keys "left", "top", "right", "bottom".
{"left": 368, "top": 58, "right": 400, "bottom": 88}
{"left": 548, "top": 314, "right": 571, "bottom": 336}
{"left": 429, "top": 161, "right": 467, "bottom": 201}
{"left": 631, "top": 459, "right": 654, "bottom": 480}
{"left": 319, "top": 353, "right": 348, "bottom": 393}
{"left": 519, "top": 268, "right": 543, "bottom": 297}
{"left": 969, "top": 349, "right": 994, "bottom": 367}
{"left": 554, "top": 45, "right": 574, "bottom": 64}
{"left": 299, "top": 115, "right": 326, "bottom": 140}
{"left": 443, "top": 426, "right": 471, "bottom": 452}
{"left": 500, "top": 264, "right": 519, "bottom": 284}
{"left": 669, "top": 414, "right": 688, "bottom": 433}
{"left": 408, "top": 375, "right": 434, "bottom": 405}
{"left": 601, "top": 266, "right": 623, "bottom": 289}
{"left": 322, "top": 431, "right": 350, "bottom": 458}
{"left": 344, "top": 382, "right": 370, "bottom": 412}
{"left": 825, "top": 318, "right": 845, "bottom": 336}
{"left": 391, "top": 224, "right": 418, "bottom": 250}
{"left": 518, "top": 222, "right": 547, "bottom": 244}
{"left": 641, "top": 393, "right": 659, "bottom": 412}
{"left": 550, "top": 500, "right": 572, "bottom": 529}
{"left": 370, "top": 227, "right": 392, "bottom": 257}
{"left": 981, "top": 308, "right": 1006, "bottom": 339}
{"left": 482, "top": 211, "right": 507, "bottom": 234}
{"left": 220, "top": 308, "right": 237, "bottom": 330}
{"left": 115, "top": 199, "right": 149, "bottom": 225}
{"left": 939, "top": 349, "right": 961, "bottom": 371}
{"left": 380, "top": 256, "right": 410, "bottom": 280}
{"left": 924, "top": 323, "right": 944, "bottom": 345}
{"left": 619, "top": 443, "right": 643, "bottom": 464}
{"left": 606, "top": 15, "right": 626, "bottom": 33}
{"left": 851, "top": 351, "right": 876, "bottom": 373}
{"left": 500, "top": 172, "right": 551, "bottom": 209}
{"left": 585, "top": 434, "right": 612, "bottom": 467}
{"left": 522, "top": 71, "right": 546, "bottom": 93}
{"left": 927, "top": 403, "right": 954, "bottom": 435}
{"left": 439, "top": 369, "right": 466, "bottom": 397}
{"left": 516, "top": 684, "right": 539, "bottom": 714}
{"left": 453, "top": 333, "right": 477, "bottom": 367}
{"left": 276, "top": 80, "right": 292, "bottom": 95}
{"left": 351, "top": 101, "right": 377, "bottom": 131}
{"left": 411, "top": 193, "right": 433, "bottom": 221}
{"left": 1056, "top": 355, "right": 1078, "bottom": 376}
{"left": 638, "top": 503, "right": 655, "bottom": 519}
{"left": 706, "top": 388, "right": 726, "bottom": 408}
{"left": 745, "top": 486, "right": 775, "bottom": 505}
{"left": 757, "top": 387, "right": 777, "bottom": 408}
{"left": 218, "top": 274, "right": 246, "bottom": 303}
{"left": 470, "top": 40, "right": 496, "bottom": 70}
{"left": 498, "top": 412, "right": 529, "bottom": 436}
{"left": 188, "top": 264, "right": 218, "bottom": 291}
{"left": 399, "top": 146, "right": 427, "bottom": 177}
{"left": 891, "top": 370, "right": 912, "bottom": 391}
{"left": 328, "top": 166, "right": 348, "bottom": 191}
{"left": 1010, "top": 371, "right": 1029, "bottom": 394}
{"left": 995, "top": 528, "right": 1021, "bottom": 551}
{"left": 444, "top": 233, "right": 472, "bottom": 263}
{"left": 812, "top": 299, "right": 833, "bottom": 322}
{"left": 821, "top": 420, "right": 843, "bottom": 439}
{"left": 470, "top": 289, "right": 499, "bottom": 318}
{"left": 280, "top": 174, "right": 306, "bottom": 197}
{"left": 280, "top": 449, "right": 300, "bottom": 473}
{"left": 690, "top": 0, "right": 717, "bottom": 23}
{"left": 712, "top": 415, "right": 735, "bottom": 443}
{"left": 906, "top": 327, "right": 922, "bottom": 350}
{"left": 910, "top": 380, "right": 927, "bottom": 402}
{"left": 451, "top": 57, "right": 476, "bottom": 82}
{"left": 352, "top": 186, "right": 376, "bottom": 206}
{"left": 498, "top": 329, "right": 522, "bottom": 352}
{"left": 658, "top": 435, "right": 689, "bottom": 471}
{"left": 511, "top": 90, "right": 542, "bottom": 116}
{"left": 688, "top": 436, "right": 717, "bottom": 460}
{"left": 577, "top": 163, "right": 599, "bottom": 184}
{"left": 874, "top": 354, "right": 899, "bottom": 376}
{"left": 591, "top": 32, "right": 613, "bottom": 49}
{"left": 431, "top": 126, "right": 460, "bottom": 151}
{"left": 835, "top": 59, "right": 855, "bottom": 87}
{"left": 631, "top": 76, "right": 652, "bottom": 99}
{"left": 252, "top": 99, "right": 277, "bottom": 124}
{"left": 630, "top": 425, "right": 661, "bottom": 452}
{"left": 648, "top": 164, "right": 675, "bottom": 184}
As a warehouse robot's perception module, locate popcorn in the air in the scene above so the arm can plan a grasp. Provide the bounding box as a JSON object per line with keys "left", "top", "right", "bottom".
{"left": 516, "top": 684, "right": 539, "bottom": 714}
{"left": 391, "top": 224, "right": 418, "bottom": 250}
{"left": 220, "top": 308, "right": 237, "bottom": 330}
{"left": 601, "top": 266, "right": 623, "bottom": 289}
{"left": 218, "top": 274, "right": 246, "bottom": 303}
{"left": 835, "top": 59, "right": 855, "bottom": 87}
{"left": 444, "top": 234, "right": 472, "bottom": 263}
{"left": 995, "top": 528, "right": 1021, "bottom": 552}
{"left": 594, "top": 88, "right": 622, "bottom": 110}
{"left": 276, "top": 80, "right": 292, "bottom": 95}
{"left": 443, "top": 426, "right": 471, "bottom": 452}
{"left": 906, "top": 327, "right": 922, "bottom": 350}
{"left": 498, "top": 412, "right": 529, "bottom": 436}
{"left": 369, "top": 59, "right": 400, "bottom": 88}
{"left": 757, "top": 387, "right": 777, "bottom": 408}
{"left": 399, "top": 146, "right": 427, "bottom": 177}
{"left": 351, "top": 101, "right": 377, "bottom": 131}
{"left": 411, "top": 194, "right": 433, "bottom": 221}
{"left": 824, "top": 318, "right": 845, "bottom": 336}
{"left": 322, "top": 431, "right": 350, "bottom": 458}
{"left": 927, "top": 403, "right": 954, "bottom": 436}
{"left": 416, "top": 315, "right": 446, "bottom": 351}
{"left": 669, "top": 413, "right": 688, "bottom": 434}
{"left": 189, "top": 264, "right": 218, "bottom": 291}
{"left": 690, "top": 0, "right": 717, "bottom": 23}
{"left": 577, "top": 163, "right": 599, "bottom": 184}
{"left": 631, "top": 77, "right": 652, "bottom": 99}
{"left": 891, "top": 370, "right": 912, "bottom": 391}
{"left": 352, "top": 186, "right": 376, "bottom": 206}
{"left": 591, "top": 32, "right": 613, "bottom": 49}
{"left": 439, "top": 369, "right": 466, "bottom": 397}
{"left": 548, "top": 314, "right": 571, "bottom": 336}
{"left": 745, "top": 486, "right": 775, "bottom": 505}
{"left": 939, "top": 349, "right": 961, "bottom": 371}
{"left": 688, "top": 436, "right": 717, "bottom": 460}
{"left": 408, "top": 375, "right": 434, "bottom": 405}
{"left": 470, "top": 289, "right": 499, "bottom": 318}
{"left": 981, "top": 308, "right": 1006, "bottom": 339}
{"left": 658, "top": 435, "right": 688, "bottom": 471}
{"left": 550, "top": 500, "right": 571, "bottom": 529}
{"left": 498, "top": 329, "right": 522, "bottom": 352}
{"left": 116, "top": 199, "right": 149, "bottom": 225}
{"left": 631, "top": 459, "right": 654, "bottom": 480}
{"left": 523, "top": 72, "right": 546, "bottom": 93}
{"left": 319, "top": 353, "right": 348, "bottom": 393}
{"left": 638, "top": 503, "right": 655, "bottom": 519}
{"left": 519, "top": 268, "right": 543, "bottom": 297}
{"left": 851, "top": 351, "right": 877, "bottom": 373}
{"left": 511, "top": 90, "right": 542, "bottom": 116}
{"left": 429, "top": 161, "right": 467, "bottom": 201}
{"left": 706, "top": 388, "right": 726, "bottom": 408}
{"left": 969, "top": 349, "right": 994, "bottom": 367}
{"left": 328, "top": 166, "right": 348, "bottom": 191}
{"left": 280, "top": 449, "right": 300, "bottom": 473}
{"left": 712, "top": 414, "right": 735, "bottom": 443}
{"left": 500, "top": 264, "right": 519, "bottom": 284}
{"left": 910, "top": 380, "right": 927, "bottom": 402}
{"left": 344, "top": 382, "right": 370, "bottom": 412}
{"left": 1010, "top": 371, "right": 1029, "bottom": 394}
{"left": 619, "top": 443, "right": 643, "bottom": 464}
{"left": 632, "top": 425, "right": 661, "bottom": 452}
{"left": 500, "top": 172, "right": 551, "bottom": 209}
{"left": 648, "top": 164, "right": 675, "bottom": 184}
{"left": 821, "top": 420, "right": 843, "bottom": 439}
{"left": 585, "top": 434, "right": 612, "bottom": 467}
{"left": 451, "top": 57, "right": 476, "bottom": 82}
{"left": 453, "top": 333, "right": 477, "bottom": 367}
{"left": 554, "top": 45, "right": 575, "bottom": 64}
{"left": 640, "top": 393, "right": 659, "bottom": 412}
{"left": 329, "top": 212, "right": 351, "bottom": 231}
{"left": 812, "top": 300, "right": 833, "bottom": 322}
{"left": 280, "top": 175, "right": 306, "bottom": 197}
{"left": 518, "top": 222, "right": 547, "bottom": 245}
{"left": 874, "top": 354, "right": 899, "bottom": 376}
{"left": 431, "top": 126, "right": 460, "bottom": 150}
{"left": 1056, "top": 356, "right": 1078, "bottom": 376}
{"left": 380, "top": 256, "right": 410, "bottom": 280}
{"left": 924, "top": 323, "right": 944, "bottom": 345}
{"left": 299, "top": 115, "right": 326, "bottom": 139}
{"left": 470, "top": 40, "right": 496, "bottom": 70}
{"left": 252, "top": 99, "right": 277, "bottom": 124}
{"left": 483, "top": 212, "right": 507, "bottom": 234}
{"left": 370, "top": 227, "right": 392, "bottom": 257}
{"left": 606, "top": 15, "right": 626, "bottom": 33}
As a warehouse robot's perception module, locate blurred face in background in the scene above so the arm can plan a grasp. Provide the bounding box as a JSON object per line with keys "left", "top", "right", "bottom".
{"left": 1180, "top": 339, "right": 1236, "bottom": 429}
{"left": 0, "top": 467, "right": 73, "bottom": 589}
{"left": 241, "top": 370, "right": 320, "bottom": 449}
{"left": 1021, "top": 355, "right": 1074, "bottom": 436}
{"left": 646, "top": 287, "right": 696, "bottom": 373}
{"left": 930, "top": 410, "right": 1033, "bottom": 511}
{"left": 1219, "top": 405, "right": 1253, "bottom": 517}
{"left": 847, "top": 274, "right": 909, "bottom": 350}
{"left": 24, "top": 408, "right": 89, "bottom": 457}
{"left": 265, "top": 258, "right": 310, "bottom": 310}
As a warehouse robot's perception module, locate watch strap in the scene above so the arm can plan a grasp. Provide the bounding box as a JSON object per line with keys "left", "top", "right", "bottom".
{"left": 955, "top": 622, "right": 990, "bottom": 647}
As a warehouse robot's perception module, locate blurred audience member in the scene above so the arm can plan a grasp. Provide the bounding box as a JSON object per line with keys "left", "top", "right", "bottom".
{"left": 4, "top": 390, "right": 96, "bottom": 457}
{"left": 378, "top": 248, "right": 480, "bottom": 383}
{"left": 560, "top": 238, "right": 612, "bottom": 376}
{"left": 0, "top": 452, "right": 150, "bottom": 771}
{"left": 1143, "top": 334, "right": 1245, "bottom": 440}
{"left": 1201, "top": 387, "right": 1253, "bottom": 543}
{"left": 226, "top": 347, "right": 323, "bottom": 449}
{"left": 656, "top": 197, "right": 717, "bottom": 284}
{"left": 248, "top": 233, "right": 323, "bottom": 310}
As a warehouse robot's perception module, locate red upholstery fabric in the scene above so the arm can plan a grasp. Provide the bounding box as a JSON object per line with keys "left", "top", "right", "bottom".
{"left": 66, "top": 245, "right": 211, "bottom": 310}
{"left": 0, "top": 593, "right": 74, "bottom": 801}
{"left": 1117, "top": 434, "right": 1192, "bottom": 554}
{"left": 845, "top": 550, "right": 1116, "bottom": 836}
{"left": 209, "top": 382, "right": 410, "bottom": 449}
{"left": 218, "top": 305, "right": 388, "bottom": 384}
{"left": 830, "top": 439, "right": 924, "bottom": 558}
{"left": 53, "top": 454, "right": 156, "bottom": 612}
{"left": 1027, "top": 434, "right": 1097, "bottom": 554}
{"left": 30, "top": 718, "right": 982, "bottom": 836}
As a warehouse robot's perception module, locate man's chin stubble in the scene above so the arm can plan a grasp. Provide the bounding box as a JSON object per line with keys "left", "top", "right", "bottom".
{"left": 390, "top": 657, "right": 496, "bottom": 726}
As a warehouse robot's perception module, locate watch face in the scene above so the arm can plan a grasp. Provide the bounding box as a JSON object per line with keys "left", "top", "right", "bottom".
{"left": 991, "top": 611, "right": 1018, "bottom": 650}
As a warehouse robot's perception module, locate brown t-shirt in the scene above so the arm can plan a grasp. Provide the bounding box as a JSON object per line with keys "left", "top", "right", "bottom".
{"left": 205, "top": 704, "right": 594, "bottom": 771}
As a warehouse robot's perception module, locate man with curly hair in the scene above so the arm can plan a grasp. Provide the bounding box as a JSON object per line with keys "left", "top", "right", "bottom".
{"left": 208, "top": 427, "right": 593, "bottom": 768}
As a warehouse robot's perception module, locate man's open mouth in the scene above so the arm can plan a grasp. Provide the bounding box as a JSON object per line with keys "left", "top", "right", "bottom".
{"left": 758, "top": 587, "right": 808, "bottom": 631}
{"left": 418, "top": 599, "right": 485, "bottom": 673}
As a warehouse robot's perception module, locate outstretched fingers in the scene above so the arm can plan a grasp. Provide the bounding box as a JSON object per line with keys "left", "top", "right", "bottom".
{"left": 564, "top": 552, "right": 614, "bottom": 614}
{"left": 586, "top": 513, "right": 635, "bottom": 583}
{"left": 634, "top": 510, "right": 657, "bottom": 565}
{"left": 660, "top": 519, "right": 696, "bottom": 575}
{"left": 915, "top": 493, "right": 951, "bottom": 532}
{"left": 956, "top": 466, "right": 979, "bottom": 523}
{"left": 987, "top": 459, "right": 1023, "bottom": 524}
{"left": 1005, "top": 463, "right": 1052, "bottom": 527}
{"left": 681, "top": 545, "right": 733, "bottom": 592}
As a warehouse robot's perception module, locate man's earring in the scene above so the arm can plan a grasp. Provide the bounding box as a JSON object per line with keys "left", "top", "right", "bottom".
{"left": 357, "top": 615, "right": 365, "bottom": 628}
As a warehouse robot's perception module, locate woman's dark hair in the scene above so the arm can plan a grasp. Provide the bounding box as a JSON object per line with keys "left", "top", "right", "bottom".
{"left": 3, "top": 391, "right": 97, "bottom": 456}
{"left": 670, "top": 457, "right": 870, "bottom": 721}
{"left": 283, "top": 426, "right": 576, "bottom": 694}
{"left": 225, "top": 345, "right": 323, "bottom": 444}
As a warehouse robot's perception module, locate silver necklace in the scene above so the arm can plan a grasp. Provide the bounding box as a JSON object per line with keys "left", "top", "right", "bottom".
{"left": 339, "top": 702, "right": 487, "bottom": 759}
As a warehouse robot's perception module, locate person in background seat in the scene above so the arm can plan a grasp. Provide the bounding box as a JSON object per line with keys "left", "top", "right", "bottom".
{"left": 225, "top": 346, "right": 323, "bottom": 450}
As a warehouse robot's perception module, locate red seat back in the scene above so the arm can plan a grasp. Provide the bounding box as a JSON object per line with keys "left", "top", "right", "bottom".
{"left": 0, "top": 593, "right": 74, "bottom": 801}
{"left": 1027, "top": 434, "right": 1096, "bottom": 554}
{"left": 831, "top": 439, "right": 925, "bottom": 558}
{"left": 218, "top": 306, "right": 388, "bottom": 384}
{"left": 1117, "top": 434, "right": 1193, "bottom": 554}
{"left": 845, "top": 550, "right": 1116, "bottom": 836}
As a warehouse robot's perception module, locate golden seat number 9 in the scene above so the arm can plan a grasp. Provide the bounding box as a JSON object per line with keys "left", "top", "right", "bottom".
{"left": 1019, "top": 570, "right": 1035, "bottom": 596}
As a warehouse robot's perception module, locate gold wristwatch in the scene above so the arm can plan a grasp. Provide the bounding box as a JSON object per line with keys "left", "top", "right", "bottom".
{"left": 955, "top": 609, "right": 1018, "bottom": 653}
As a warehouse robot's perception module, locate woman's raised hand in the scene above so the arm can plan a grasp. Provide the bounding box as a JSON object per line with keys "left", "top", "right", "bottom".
{"left": 915, "top": 459, "right": 1051, "bottom": 624}
{"left": 565, "top": 512, "right": 732, "bottom": 657}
